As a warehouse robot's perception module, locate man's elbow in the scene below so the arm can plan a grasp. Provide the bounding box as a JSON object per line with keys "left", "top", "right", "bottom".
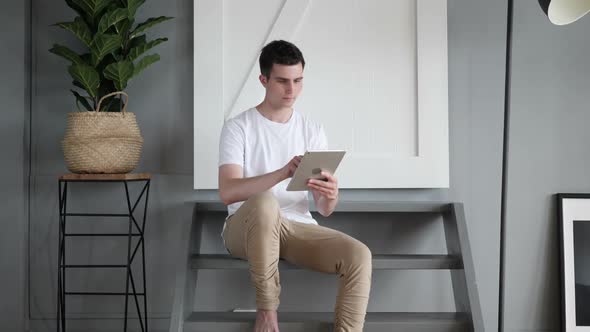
{"left": 219, "top": 189, "right": 234, "bottom": 206}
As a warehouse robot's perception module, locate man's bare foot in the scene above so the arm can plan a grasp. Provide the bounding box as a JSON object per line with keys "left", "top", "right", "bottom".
{"left": 254, "top": 309, "right": 279, "bottom": 332}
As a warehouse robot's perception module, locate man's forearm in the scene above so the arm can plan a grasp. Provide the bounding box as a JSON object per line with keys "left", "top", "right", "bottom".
{"left": 317, "top": 195, "right": 338, "bottom": 217}
{"left": 221, "top": 169, "right": 287, "bottom": 205}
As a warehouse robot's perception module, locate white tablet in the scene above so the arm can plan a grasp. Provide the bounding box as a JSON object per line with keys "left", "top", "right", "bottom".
{"left": 286, "top": 150, "right": 346, "bottom": 191}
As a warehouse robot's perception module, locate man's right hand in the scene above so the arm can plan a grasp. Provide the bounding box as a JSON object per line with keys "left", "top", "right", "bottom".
{"left": 219, "top": 155, "right": 302, "bottom": 205}
{"left": 281, "top": 155, "right": 303, "bottom": 179}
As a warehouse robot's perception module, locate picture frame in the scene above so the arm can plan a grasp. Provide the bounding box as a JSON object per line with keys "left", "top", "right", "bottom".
{"left": 557, "top": 193, "right": 590, "bottom": 331}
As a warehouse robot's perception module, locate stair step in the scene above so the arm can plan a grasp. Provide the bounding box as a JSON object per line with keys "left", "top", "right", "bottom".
{"left": 194, "top": 200, "right": 452, "bottom": 213}
{"left": 184, "top": 311, "right": 472, "bottom": 332}
{"left": 191, "top": 254, "right": 462, "bottom": 270}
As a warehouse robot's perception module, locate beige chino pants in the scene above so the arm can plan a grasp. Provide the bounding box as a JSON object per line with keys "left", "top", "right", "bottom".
{"left": 222, "top": 191, "right": 372, "bottom": 332}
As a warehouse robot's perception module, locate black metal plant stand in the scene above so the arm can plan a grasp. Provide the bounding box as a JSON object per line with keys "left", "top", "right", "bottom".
{"left": 56, "top": 173, "right": 151, "bottom": 332}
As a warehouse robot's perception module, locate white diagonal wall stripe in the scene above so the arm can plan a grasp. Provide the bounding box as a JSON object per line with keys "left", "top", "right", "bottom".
{"left": 224, "top": 0, "right": 312, "bottom": 120}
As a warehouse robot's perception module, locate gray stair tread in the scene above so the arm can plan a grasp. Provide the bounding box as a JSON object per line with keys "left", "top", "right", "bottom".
{"left": 191, "top": 254, "right": 462, "bottom": 270}
{"left": 187, "top": 311, "right": 469, "bottom": 322}
{"left": 184, "top": 312, "right": 471, "bottom": 332}
{"left": 194, "top": 200, "right": 452, "bottom": 213}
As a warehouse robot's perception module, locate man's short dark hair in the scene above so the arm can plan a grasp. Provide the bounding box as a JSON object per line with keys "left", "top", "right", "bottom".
{"left": 259, "top": 40, "right": 305, "bottom": 78}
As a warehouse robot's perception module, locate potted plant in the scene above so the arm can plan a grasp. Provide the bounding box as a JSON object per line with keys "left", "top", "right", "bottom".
{"left": 50, "top": 0, "right": 172, "bottom": 174}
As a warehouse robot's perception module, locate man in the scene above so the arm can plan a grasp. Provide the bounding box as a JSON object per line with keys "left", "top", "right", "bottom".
{"left": 218, "top": 40, "right": 372, "bottom": 332}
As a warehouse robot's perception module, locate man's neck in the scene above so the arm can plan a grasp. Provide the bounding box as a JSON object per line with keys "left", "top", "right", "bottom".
{"left": 255, "top": 101, "right": 293, "bottom": 124}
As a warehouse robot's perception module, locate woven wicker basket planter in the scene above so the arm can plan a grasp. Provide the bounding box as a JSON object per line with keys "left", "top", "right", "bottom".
{"left": 62, "top": 92, "right": 144, "bottom": 174}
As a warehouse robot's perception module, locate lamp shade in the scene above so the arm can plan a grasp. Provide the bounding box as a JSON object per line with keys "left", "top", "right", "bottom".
{"left": 538, "top": 0, "right": 590, "bottom": 25}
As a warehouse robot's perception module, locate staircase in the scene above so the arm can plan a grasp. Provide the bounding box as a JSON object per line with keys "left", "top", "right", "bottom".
{"left": 169, "top": 201, "right": 483, "bottom": 332}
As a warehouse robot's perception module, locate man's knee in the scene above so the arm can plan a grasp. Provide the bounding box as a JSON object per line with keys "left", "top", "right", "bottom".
{"left": 344, "top": 239, "right": 372, "bottom": 272}
{"left": 245, "top": 191, "right": 280, "bottom": 229}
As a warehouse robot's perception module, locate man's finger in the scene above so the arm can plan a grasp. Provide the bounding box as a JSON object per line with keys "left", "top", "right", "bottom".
{"left": 320, "top": 171, "right": 334, "bottom": 181}
{"left": 309, "top": 179, "right": 333, "bottom": 190}
{"left": 309, "top": 184, "right": 332, "bottom": 196}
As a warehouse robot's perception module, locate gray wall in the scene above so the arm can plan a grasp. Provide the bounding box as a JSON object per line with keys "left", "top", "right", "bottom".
{"left": 5, "top": 0, "right": 510, "bottom": 331}
{"left": 1, "top": 0, "right": 29, "bottom": 331}
{"left": 503, "top": 0, "right": 590, "bottom": 331}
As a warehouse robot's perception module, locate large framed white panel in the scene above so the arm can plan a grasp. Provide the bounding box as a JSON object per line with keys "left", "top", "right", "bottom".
{"left": 194, "top": 0, "right": 449, "bottom": 189}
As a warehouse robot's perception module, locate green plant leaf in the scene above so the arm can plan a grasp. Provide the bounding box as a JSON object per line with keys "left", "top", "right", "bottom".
{"left": 104, "top": 60, "right": 134, "bottom": 90}
{"left": 97, "top": 80, "right": 116, "bottom": 99}
{"left": 132, "top": 54, "right": 159, "bottom": 77}
{"left": 130, "top": 16, "right": 173, "bottom": 39}
{"left": 70, "top": 0, "right": 113, "bottom": 18}
{"left": 49, "top": 44, "right": 85, "bottom": 65}
{"left": 68, "top": 64, "right": 100, "bottom": 97}
{"left": 71, "top": 89, "right": 94, "bottom": 111}
{"left": 64, "top": 0, "right": 87, "bottom": 17}
{"left": 91, "top": 33, "right": 121, "bottom": 66}
{"left": 54, "top": 17, "right": 92, "bottom": 47}
{"left": 126, "top": 0, "right": 145, "bottom": 17}
{"left": 98, "top": 8, "right": 128, "bottom": 33}
{"left": 128, "top": 34, "right": 146, "bottom": 49}
{"left": 127, "top": 37, "right": 167, "bottom": 61}
{"left": 72, "top": 80, "right": 87, "bottom": 91}
{"left": 98, "top": 53, "right": 118, "bottom": 75}
{"left": 64, "top": 0, "right": 95, "bottom": 26}
{"left": 80, "top": 53, "right": 92, "bottom": 64}
{"left": 115, "top": 17, "right": 134, "bottom": 35}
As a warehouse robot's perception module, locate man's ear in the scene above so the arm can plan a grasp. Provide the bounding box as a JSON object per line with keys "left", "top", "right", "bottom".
{"left": 259, "top": 74, "right": 268, "bottom": 88}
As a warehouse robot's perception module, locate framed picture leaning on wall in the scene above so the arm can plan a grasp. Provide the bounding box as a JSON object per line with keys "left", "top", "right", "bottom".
{"left": 557, "top": 193, "right": 590, "bottom": 331}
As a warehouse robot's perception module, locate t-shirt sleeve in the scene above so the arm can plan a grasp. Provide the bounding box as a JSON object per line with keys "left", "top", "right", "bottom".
{"left": 218, "top": 120, "right": 245, "bottom": 167}
{"left": 310, "top": 124, "right": 329, "bottom": 150}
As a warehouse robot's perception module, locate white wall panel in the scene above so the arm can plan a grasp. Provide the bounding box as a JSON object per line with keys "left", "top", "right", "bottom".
{"left": 194, "top": 0, "right": 449, "bottom": 189}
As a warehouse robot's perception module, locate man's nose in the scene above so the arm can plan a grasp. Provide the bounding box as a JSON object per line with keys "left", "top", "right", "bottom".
{"left": 285, "top": 82, "right": 294, "bottom": 93}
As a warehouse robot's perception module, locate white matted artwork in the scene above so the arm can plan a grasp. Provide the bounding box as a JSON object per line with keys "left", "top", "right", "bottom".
{"left": 194, "top": 0, "right": 449, "bottom": 189}
{"left": 557, "top": 194, "right": 590, "bottom": 331}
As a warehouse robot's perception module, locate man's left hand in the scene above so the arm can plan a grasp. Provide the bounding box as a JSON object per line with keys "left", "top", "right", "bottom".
{"left": 307, "top": 171, "right": 338, "bottom": 200}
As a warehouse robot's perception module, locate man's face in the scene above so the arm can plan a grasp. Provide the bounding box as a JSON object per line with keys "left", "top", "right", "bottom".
{"left": 260, "top": 63, "right": 304, "bottom": 109}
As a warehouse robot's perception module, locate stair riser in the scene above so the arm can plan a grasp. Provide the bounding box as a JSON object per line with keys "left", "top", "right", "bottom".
{"left": 184, "top": 322, "right": 472, "bottom": 332}
{"left": 184, "top": 322, "right": 331, "bottom": 332}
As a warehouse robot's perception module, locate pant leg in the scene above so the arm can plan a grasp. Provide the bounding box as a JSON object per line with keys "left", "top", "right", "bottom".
{"left": 280, "top": 220, "right": 372, "bottom": 332}
{"left": 221, "top": 191, "right": 288, "bottom": 310}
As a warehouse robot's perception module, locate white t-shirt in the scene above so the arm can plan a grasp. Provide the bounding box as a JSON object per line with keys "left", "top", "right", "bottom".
{"left": 218, "top": 107, "right": 328, "bottom": 225}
